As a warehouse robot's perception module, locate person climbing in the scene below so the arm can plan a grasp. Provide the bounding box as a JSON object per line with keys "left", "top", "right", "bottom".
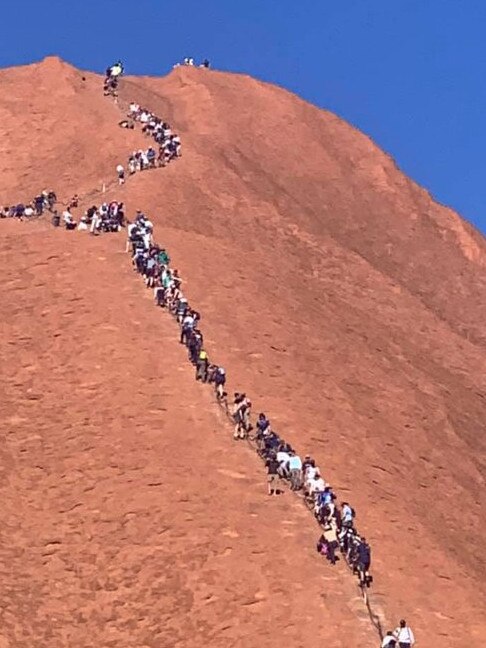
{"left": 393, "top": 620, "right": 415, "bottom": 647}
{"left": 34, "top": 194, "right": 45, "bottom": 215}
{"left": 158, "top": 248, "right": 170, "bottom": 265}
{"left": 232, "top": 393, "right": 251, "bottom": 440}
{"left": 308, "top": 472, "right": 326, "bottom": 500}
{"left": 47, "top": 190, "right": 57, "bottom": 211}
{"left": 180, "top": 311, "right": 195, "bottom": 345}
{"left": 68, "top": 194, "right": 79, "bottom": 209}
{"left": 265, "top": 452, "right": 280, "bottom": 496}
{"left": 381, "top": 632, "right": 397, "bottom": 648}
{"left": 196, "top": 349, "right": 209, "bottom": 382}
{"left": 322, "top": 520, "right": 339, "bottom": 565}
{"left": 232, "top": 393, "right": 245, "bottom": 439}
{"left": 341, "top": 502, "right": 355, "bottom": 529}
{"left": 24, "top": 204, "right": 34, "bottom": 218}
{"left": 356, "top": 537, "right": 371, "bottom": 587}
{"left": 175, "top": 297, "right": 188, "bottom": 322}
{"left": 214, "top": 366, "right": 226, "bottom": 400}
{"left": 276, "top": 444, "right": 291, "bottom": 478}
{"left": 116, "top": 164, "right": 125, "bottom": 185}
{"left": 288, "top": 451, "right": 303, "bottom": 490}
{"left": 256, "top": 413, "right": 270, "bottom": 436}
{"left": 62, "top": 208, "right": 76, "bottom": 230}
{"left": 107, "top": 61, "right": 124, "bottom": 78}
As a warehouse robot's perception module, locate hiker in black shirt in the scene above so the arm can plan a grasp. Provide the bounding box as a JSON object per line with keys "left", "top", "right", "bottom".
{"left": 356, "top": 537, "right": 371, "bottom": 587}
{"left": 265, "top": 454, "right": 280, "bottom": 496}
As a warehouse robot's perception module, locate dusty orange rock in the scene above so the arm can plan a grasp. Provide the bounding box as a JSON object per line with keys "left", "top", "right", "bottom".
{"left": 0, "top": 57, "right": 485, "bottom": 647}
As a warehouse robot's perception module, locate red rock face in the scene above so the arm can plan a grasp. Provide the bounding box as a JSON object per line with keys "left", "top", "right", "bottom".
{"left": 0, "top": 57, "right": 485, "bottom": 647}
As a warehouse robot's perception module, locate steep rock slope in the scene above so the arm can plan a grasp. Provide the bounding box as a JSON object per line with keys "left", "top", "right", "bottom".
{"left": 0, "top": 219, "right": 374, "bottom": 648}
{"left": 0, "top": 57, "right": 485, "bottom": 647}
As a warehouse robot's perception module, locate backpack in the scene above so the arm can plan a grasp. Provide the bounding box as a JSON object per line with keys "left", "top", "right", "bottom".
{"left": 317, "top": 540, "right": 327, "bottom": 556}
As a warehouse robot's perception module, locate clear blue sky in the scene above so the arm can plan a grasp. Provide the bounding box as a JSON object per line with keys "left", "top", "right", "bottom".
{"left": 3, "top": 0, "right": 485, "bottom": 234}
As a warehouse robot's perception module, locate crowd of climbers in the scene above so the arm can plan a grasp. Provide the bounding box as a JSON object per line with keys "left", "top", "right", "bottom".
{"left": 126, "top": 212, "right": 371, "bottom": 577}
{"left": 174, "top": 57, "right": 211, "bottom": 68}
{"left": 126, "top": 213, "right": 416, "bottom": 647}
{"left": 0, "top": 189, "right": 57, "bottom": 219}
{"left": 0, "top": 60, "right": 417, "bottom": 648}
{"left": 116, "top": 103, "right": 182, "bottom": 184}
{"left": 52, "top": 200, "right": 126, "bottom": 233}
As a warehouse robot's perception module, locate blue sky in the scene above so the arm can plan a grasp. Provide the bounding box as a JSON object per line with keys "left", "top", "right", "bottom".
{"left": 2, "top": 0, "right": 485, "bottom": 234}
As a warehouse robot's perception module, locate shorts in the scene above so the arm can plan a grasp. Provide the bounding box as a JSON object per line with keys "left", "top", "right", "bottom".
{"left": 267, "top": 474, "right": 278, "bottom": 484}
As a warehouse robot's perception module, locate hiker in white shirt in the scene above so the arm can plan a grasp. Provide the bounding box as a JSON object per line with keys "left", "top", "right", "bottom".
{"left": 309, "top": 473, "right": 325, "bottom": 496}
{"left": 138, "top": 151, "right": 146, "bottom": 170}
{"left": 381, "top": 631, "right": 397, "bottom": 647}
{"left": 276, "top": 448, "right": 290, "bottom": 478}
{"left": 394, "top": 620, "right": 415, "bottom": 647}
{"left": 62, "top": 209, "right": 76, "bottom": 229}
{"left": 90, "top": 211, "right": 101, "bottom": 234}
{"left": 116, "top": 164, "right": 125, "bottom": 185}
{"left": 305, "top": 464, "right": 321, "bottom": 492}
{"left": 180, "top": 313, "right": 195, "bottom": 344}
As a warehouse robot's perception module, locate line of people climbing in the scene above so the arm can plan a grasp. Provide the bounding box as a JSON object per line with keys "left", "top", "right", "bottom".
{"left": 127, "top": 213, "right": 373, "bottom": 576}
{"left": 0, "top": 59, "right": 416, "bottom": 647}
{"left": 115, "top": 103, "right": 181, "bottom": 185}
{"left": 125, "top": 209, "right": 416, "bottom": 647}
{"left": 0, "top": 189, "right": 58, "bottom": 219}
{"left": 104, "top": 63, "right": 416, "bottom": 643}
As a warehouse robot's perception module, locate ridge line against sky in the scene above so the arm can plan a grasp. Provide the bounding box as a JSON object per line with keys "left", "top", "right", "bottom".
{"left": 1, "top": 0, "right": 485, "bottom": 235}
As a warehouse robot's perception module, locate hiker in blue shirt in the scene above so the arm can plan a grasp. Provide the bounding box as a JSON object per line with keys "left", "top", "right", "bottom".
{"left": 288, "top": 452, "right": 303, "bottom": 490}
